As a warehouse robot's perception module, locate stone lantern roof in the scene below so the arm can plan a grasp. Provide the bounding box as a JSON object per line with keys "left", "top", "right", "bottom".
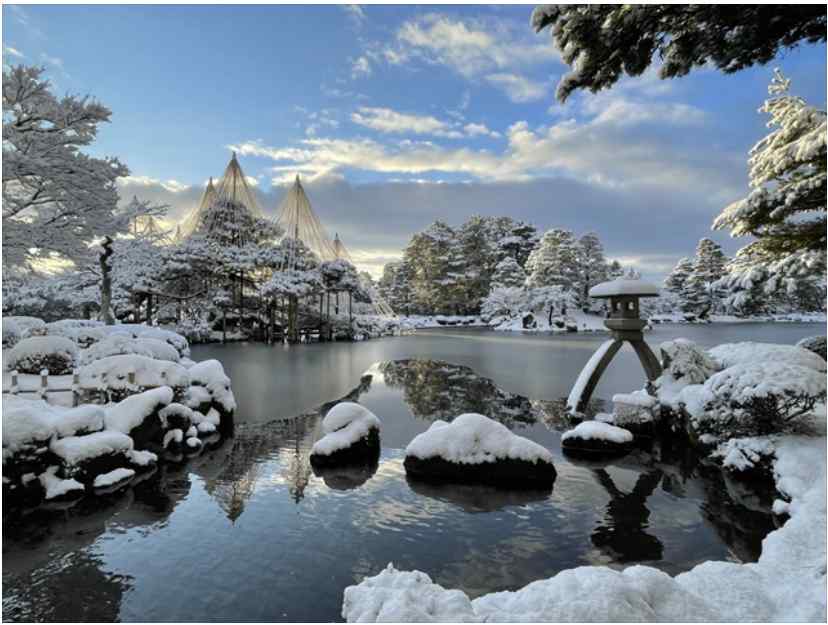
{"left": 589, "top": 279, "right": 659, "bottom": 299}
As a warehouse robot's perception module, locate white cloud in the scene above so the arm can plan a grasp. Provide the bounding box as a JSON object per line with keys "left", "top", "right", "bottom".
{"left": 351, "top": 106, "right": 463, "bottom": 138}
{"left": 4, "top": 46, "right": 24, "bottom": 59}
{"left": 485, "top": 73, "right": 547, "bottom": 103}
{"left": 351, "top": 56, "right": 372, "bottom": 79}
{"left": 118, "top": 175, "right": 190, "bottom": 193}
{"left": 463, "top": 122, "right": 500, "bottom": 138}
{"left": 386, "top": 13, "right": 559, "bottom": 78}
{"left": 342, "top": 4, "right": 366, "bottom": 28}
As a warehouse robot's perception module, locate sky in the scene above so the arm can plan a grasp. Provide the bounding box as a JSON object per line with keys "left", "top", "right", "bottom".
{"left": 3, "top": 4, "right": 826, "bottom": 279}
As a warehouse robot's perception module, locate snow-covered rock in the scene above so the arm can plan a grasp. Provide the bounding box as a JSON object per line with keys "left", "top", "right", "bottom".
{"left": 39, "top": 467, "right": 85, "bottom": 501}
{"left": 404, "top": 413, "right": 556, "bottom": 486}
{"left": 187, "top": 359, "right": 236, "bottom": 415}
{"left": 104, "top": 386, "right": 174, "bottom": 447}
{"left": 92, "top": 467, "right": 135, "bottom": 489}
{"left": 659, "top": 338, "right": 720, "bottom": 385}
{"left": 796, "top": 335, "right": 826, "bottom": 361}
{"left": 709, "top": 341, "right": 826, "bottom": 372}
{"left": 2, "top": 396, "right": 104, "bottom": 454}
{"left": 561, "top": 421, "right": 634, "bottom": 456}
{"left": 680, "top": 361, "right": 826, "bottom": 439}
{"left": 310, "top": 402, "right": 381, "bottom": 466}
{"left": 159, "top": 402, "right": 194, "bottom": 431}
{"left": 612, "top": 390, "right": 660, "bottom": 434}
{"left": 5, "top": 335, "right": 78, "bottom": 374}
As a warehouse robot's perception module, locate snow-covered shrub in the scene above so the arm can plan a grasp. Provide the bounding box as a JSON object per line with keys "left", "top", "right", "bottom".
{"left": 709, "top": 342, "right": 826, "bottom": 372}
{"left": 176, "top": 317, "right": 212, "bottom": 344}
{"left": 5, "top": 335, "right": 78, "bottom": 374}
{"left": 3, "top": 319, "right": 21, "bottom": 348}
{"left": 680, "top": 361, "right": 826, "bottom": 439}
{"left": 78, "top": 335, "right": 180, "bottom": 366}
{"left": 660, "top": 339, "right": 720, "bottom": 384}
{"left": 711, "top": 437, "right": 776, "bottom": 475}
{"left": 138, "top": 328, "right": 189, "bottom": 357}
{"left": 796, "top": 335, "right": 826, "bottom": 361}
{"left": 45, "top": 320, "right": 109, "bottom": 347}
{"left": 4, "top": 316, "right": 46, "bottom": 337}
{"left": 480, "top": 286, "right": 527, "bottom": 323}
{"left": 78, "top": 354, "right": 189, "bottom": 402}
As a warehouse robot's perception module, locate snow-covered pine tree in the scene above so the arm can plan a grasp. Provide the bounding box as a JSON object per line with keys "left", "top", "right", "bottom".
{"left": 525, "top": 229, "right": 582, "bottom": 293}
{"left": 578, "top": 232, "right": 609, "bottom": 306}
{"left": 664, "top": 257, "right": 694, "bottom": 296}
{"left": 457, "top": 216, "right": 494, "bottom": 310}
{"left": 2, "top": 65, "right": 130, "bottom": 269}
{"left": 607, "top": 260, "right": 625, "bottom": 280}
{"left": 713, "top": 70, "right": 826, "bottom": 298}
{"left": 491, "top": 256, "right": 527, "bottom": 289}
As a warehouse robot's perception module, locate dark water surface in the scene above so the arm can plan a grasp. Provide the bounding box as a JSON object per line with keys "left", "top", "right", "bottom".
{"left": 2, "top": 324, "right": 822, "bottom": 622}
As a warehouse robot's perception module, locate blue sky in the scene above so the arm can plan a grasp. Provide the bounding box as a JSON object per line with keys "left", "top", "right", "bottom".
{"left": 3, "top": 4, "right": 826, "bottom": 278}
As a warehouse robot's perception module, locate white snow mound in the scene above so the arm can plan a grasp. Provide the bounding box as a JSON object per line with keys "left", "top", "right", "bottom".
{"left": 562, "top": 421, "right": 633, "bottom": 444}
{"left": 312, "top": 402, "right": 381, "bottom": 456}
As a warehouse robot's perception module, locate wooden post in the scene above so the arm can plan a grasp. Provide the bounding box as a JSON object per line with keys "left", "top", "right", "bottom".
{"left": 146, "top": 292, "right": 154, "bottom": 326}
{"left": 319, "top": 292, "right": 324, "bottom": 342}
{"left": 39, "top": 369, "right": 48, "bottom": 398}
{"left": 128, "top": 371, "right": 136, "bottom": 388}
{"left": 10, "top": 370, "right": 18, "bottom": 395}
{"left": 72, "top": 370, "right": 79, "bottom": 407}
{"left": 348, "top": 290, "right": 353, "bottom": 339}
{"left": 222, "top": 308, "right": 227, "bottom": 344}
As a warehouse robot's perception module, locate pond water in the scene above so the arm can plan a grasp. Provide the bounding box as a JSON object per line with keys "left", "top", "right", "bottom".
{"left": 2, "top": 323, "right": 822, "bottom": 622}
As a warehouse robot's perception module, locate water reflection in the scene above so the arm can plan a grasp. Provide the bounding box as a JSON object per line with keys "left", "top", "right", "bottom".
{"left": 3, "top": 356, "right": 780, "bottom": 622}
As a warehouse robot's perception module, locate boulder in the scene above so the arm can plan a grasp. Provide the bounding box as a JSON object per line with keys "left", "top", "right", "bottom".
{"left": 404, "top": 413, "right": 556, "bottom": 487}
{"left": 561, "top": 421, "right": 634, "bottom": 457}
{"left": 310, "top": 402, "right": 381, "bottom": 467}
{"left": 796, "top": 335, "right": 827, "bottom": 361}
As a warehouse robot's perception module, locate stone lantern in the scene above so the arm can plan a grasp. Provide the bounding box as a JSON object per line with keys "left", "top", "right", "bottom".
{"left": 567, "top": 279, "right": 662, "bottom": 415}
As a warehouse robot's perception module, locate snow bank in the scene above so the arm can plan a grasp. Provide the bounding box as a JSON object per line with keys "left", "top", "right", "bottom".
{"left": 137, "top": 328, "right": 189, "bottom": 356}
{"left": 93, "top": 467, "right": 135, "bottom": 488}
{"left": 405, "top": 413, "right": 552, "bottom": 465}
{"left": 3, "top": 319, "right": 21, "bottom": 348}
{"left": 709, "top": 341, "right": 826, "bottom": 372}
{"left": 4, "top": 316, "right": 46, "bottom": 337}
{"left": 343, "top": 418, "right": 827, "bottom": 622}
{"left": 311, "top": 402, "right": 381, "bottom": 457}
{"left": 561, "top": 421, "right": 634, "bottom": 445}
{"left": 188, "top": 359, "right": 235, "bottom": 412}
{"left": 5, "top": 335, "right": 78, "bottom": 374}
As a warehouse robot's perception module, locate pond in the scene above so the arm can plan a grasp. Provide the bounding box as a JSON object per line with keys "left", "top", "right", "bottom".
{"left": 2, "top": 323, "right": 822, "bottom": 622}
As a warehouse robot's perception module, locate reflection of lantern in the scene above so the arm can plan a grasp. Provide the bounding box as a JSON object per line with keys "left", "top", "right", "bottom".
{"left": 567, "top": 280, "right": 662, "bottom": 415}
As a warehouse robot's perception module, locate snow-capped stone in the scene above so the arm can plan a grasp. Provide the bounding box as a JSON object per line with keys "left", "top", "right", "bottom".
{"left": 39, "top": 467, "right": 84, "bottom": 501}
{"left": 311, "top": 402, "right": 381, "bottom": 465}
{"left": 104, "top": 386, "right": 174, "bottom": 436}
{"left": 93, "top": 467, "right": 135, "bottom": 488}
{"left": 50, "top": 430, "right": 133, "bottom": 466}
{"left": 2, "top": 396, "right": 104, "bottom": 453}
{"left": 5, "top": 335, "right": 78, "bottom": 374}
{"left": 561, "top": 421, "right": 634, "bottom": 456}
{"left": 187, "top": 359, "right": 236, "bottom": 413}
{"left": 404, "top": 413, "right": 555, "bottom": 485}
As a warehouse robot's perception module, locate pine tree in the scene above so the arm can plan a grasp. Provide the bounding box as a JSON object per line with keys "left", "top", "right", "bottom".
{"left": 607, "top": 260, "right": 625, "bottom": 280}
{"left": 713, "top": 70, "right": 826, "bottom": 297}
{"left": 578, "top": 232, "right": 609, "bottom": 305}
{"left": 664, "top": 257, "right": 694, "bottom": 296}
{"left": 525, "top": 229, "right": 582, "bottom": 293}
{"left": 532, "top": 5, "right": 826, "bottom": 102}
{"left": 491, "top": 257, "right": 527, "bottom": 289}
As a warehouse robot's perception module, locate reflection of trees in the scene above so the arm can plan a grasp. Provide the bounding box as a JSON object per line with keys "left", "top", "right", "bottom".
{"left": 591, "top": 468, "right": 664, "bottom": 562}
{"left": 406, "top": 477, "right": 552, "bottom": 513}
{"left": 203, "top": 414, "right": 322, "bottom": 517}
{"left": 378, "top": 360, "right": 535, "bottom": 428}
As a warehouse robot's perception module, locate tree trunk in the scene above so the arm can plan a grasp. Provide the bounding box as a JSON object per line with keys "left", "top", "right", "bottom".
{"left": 99, "top": 237, "right": 115, "bottom": 325}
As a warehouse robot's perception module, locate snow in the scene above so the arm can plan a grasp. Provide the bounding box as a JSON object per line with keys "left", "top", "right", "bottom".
{"left": 5, "top": 335, "right": 78, "bottom": 372}
{"left": 4, "top": 316, "right": 46, "bottom": 336}
{"left": 163, "top": 428, "right": 183, "bottom": 449}
{"left": 39, "top": 467, "right": 84, "bottom": 500}
{"left": 93, "top": 467, "right": 135, "bottom": 488}
{"left": 50, "top": 430, "right": 133, "bottom": 465}
{"left": 612, "top": 390, "right": 658, "bottom": 408}
{"left": 566, "top": 339, "right": 615, "bottom": 414}
{"left": 79, "top": 335, "right": 180, "bottom": 366}
{"left": 561, "top": 421, "right": 634, "bottom": 444}
{"left": 137, "top": 328, "right": 189, "bottom": 356}
{"left": 188, "top": 359, "right": 236, "bottom": 412}
{"left": 104, "top": 386, "right": 174, "bottom": 434}
{"left": 159, "top": 402, "right": 194, "bottom": 427}
{"left": 128, "top": 449, "right": 157, "bottom": 467}
{"left": 709, "top": 341, "right": 826, "bottom": 372}
{"left": 78, "top": 354, "right": 189, "bottom": 390}
{"left": 186, "top": 384, "right": 212, "bottom": 408}
{"left": 343, "top": 411, "right": 827, "bottom": 622}
{"left": 185, "top": 437, "right": 201, "bottom": 449}
{"left": 311, "top": 402, "right": 381, "bottom": 457}
{"left": 2, "top": 396, "right": 104, "bottom": 452}
{"left": 589, "top": 279, "right": 659, "bottom": 298}
{"left": 405, "top": 413, "right": 553, "bottom": 465}
{"left": 712, "top": 437, "right": 775, "bottom": 472}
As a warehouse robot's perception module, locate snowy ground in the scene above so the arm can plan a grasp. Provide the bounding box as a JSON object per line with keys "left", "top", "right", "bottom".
{"left": 651, "top": 311, "right": 827, "bottom": 324}
{"left": 342, "top": 405, "right": 827, "bottom": 622}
